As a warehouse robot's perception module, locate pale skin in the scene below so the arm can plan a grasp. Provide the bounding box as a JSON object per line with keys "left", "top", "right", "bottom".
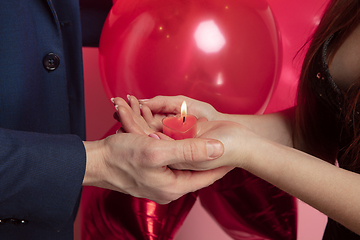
{"left": 113, "top": 23, "right": 360, "bottom": 234}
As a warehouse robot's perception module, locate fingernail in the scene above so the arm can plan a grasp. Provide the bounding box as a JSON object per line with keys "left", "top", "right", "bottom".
{"left": 149, "top": 133, "right": 160, "bottom": 139}
{"left": 138, "top": 99, "right": 149, "bottom": 102}
{"left": 206, "top": 140, "right": 223, "bottom": 159}
{"left": 110, "top": 98, "right": 115, "bottom": 104}
{"left": 114, "top": 105, "right": 119, "bottom": 111}
{"left": 127, "top": 94, "right": 131, "bottom": 101}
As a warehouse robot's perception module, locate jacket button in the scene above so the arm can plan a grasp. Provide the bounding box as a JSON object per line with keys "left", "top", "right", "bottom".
{"left": 43, "top": 53, "right": 60, "bottom": 71}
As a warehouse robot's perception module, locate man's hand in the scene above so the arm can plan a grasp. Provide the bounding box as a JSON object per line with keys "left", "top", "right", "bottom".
{"left": 82, "top": 132, "right": 229, "bottom": 204}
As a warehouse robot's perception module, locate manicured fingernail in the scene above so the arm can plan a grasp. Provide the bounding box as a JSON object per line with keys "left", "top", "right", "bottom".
{"left": 114, "top": 105, "right": 119, "bottom": 111}
{"left": 206, "top": 140, "right": 223, "bottom": 159}
{"left": 127, "top": 95, "right": 131, "bottom": 101}
{"left": 138, "top": 99, "right": 149, "bottom": 102}
{"left": 149, "top": 133, "right": 160, "bottom": 139}
{"left": 110, "top": 98, "right": 115, "bottom": 104}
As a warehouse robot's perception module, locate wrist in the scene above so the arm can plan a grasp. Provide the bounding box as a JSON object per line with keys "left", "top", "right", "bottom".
{"left": 235, "top": 129, "right": 267, "bottom": 171}
{"left": 241, "top": 136, "right": 282, "bottom": 177}
{"left": 82, "top": 140, "right": 107, "bottom": 187}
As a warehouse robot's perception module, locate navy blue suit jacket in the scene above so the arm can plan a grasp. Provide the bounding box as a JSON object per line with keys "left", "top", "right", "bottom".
{"left": 0, "top": 0, "right": 111, "bottom": 239}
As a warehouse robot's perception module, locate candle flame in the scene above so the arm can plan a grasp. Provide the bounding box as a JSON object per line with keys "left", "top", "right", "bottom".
{"left": 181, "top": 101, "right": 187, "bottom": 118}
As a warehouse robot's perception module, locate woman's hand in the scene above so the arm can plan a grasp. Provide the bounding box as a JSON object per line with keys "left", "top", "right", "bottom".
{"left": 139, "top": 95, "right": 296, "bottom": 148}
{"left": 111, "top": 95, "right": 247, "bottom": 170}
{"left": 112, "top": 95, "right": 262, "bottom": 171}
{"left": 112, "top": 96, "right": 163, "bottom": 135}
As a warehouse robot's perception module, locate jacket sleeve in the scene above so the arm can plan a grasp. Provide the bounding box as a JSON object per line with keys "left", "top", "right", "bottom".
{"left": 0, "top": 128, "right": 86, "bottom": 232}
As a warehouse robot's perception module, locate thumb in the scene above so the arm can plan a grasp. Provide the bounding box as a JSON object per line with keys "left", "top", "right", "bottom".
{"left": 165, "top": 138, "right": 224, "bottom": 166}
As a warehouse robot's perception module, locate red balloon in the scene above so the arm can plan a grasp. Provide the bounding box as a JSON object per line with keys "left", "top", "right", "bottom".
{"left": 199, "top": 169, "right": 297, "bottom": 240}
{"left": 99, "top": 0, "right": 282, "bottom": 114}
{"left": 82, "top": 188, "right": 198, "bottom": 240}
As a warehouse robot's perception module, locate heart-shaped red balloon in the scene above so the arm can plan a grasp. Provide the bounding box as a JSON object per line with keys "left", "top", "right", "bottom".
{"left": 99, "top": 0, "right": 281, "bottom": 114}
{"left": 82, "top": 188, "right": 198, "bottom": 240}
{"left": 199, "top": 168, "right": 297, "bottom": 240}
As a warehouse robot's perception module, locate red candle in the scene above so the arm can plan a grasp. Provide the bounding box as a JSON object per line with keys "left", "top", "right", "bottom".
{"left": 162, "top": 101, "right": 197, "bottom": 140}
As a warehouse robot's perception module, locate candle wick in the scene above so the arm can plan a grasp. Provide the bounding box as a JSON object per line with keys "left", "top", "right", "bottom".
{"left": 183, "top": 116, "right": 185, "bottom": 123}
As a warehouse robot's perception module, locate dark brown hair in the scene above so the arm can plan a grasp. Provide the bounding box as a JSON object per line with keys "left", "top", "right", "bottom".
{"left": 296, "top": 0, "right": 360, "bottom": 169}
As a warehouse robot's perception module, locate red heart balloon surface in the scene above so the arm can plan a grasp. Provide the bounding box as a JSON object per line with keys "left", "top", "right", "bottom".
{"left": 99, "top": 0, "right": 281, "bottom": 114}
{"left": 82, "top": 188, "right": 198, "bottom": 240}
{"left": 199, "top": 168, "right": 297, "bottom": 240}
